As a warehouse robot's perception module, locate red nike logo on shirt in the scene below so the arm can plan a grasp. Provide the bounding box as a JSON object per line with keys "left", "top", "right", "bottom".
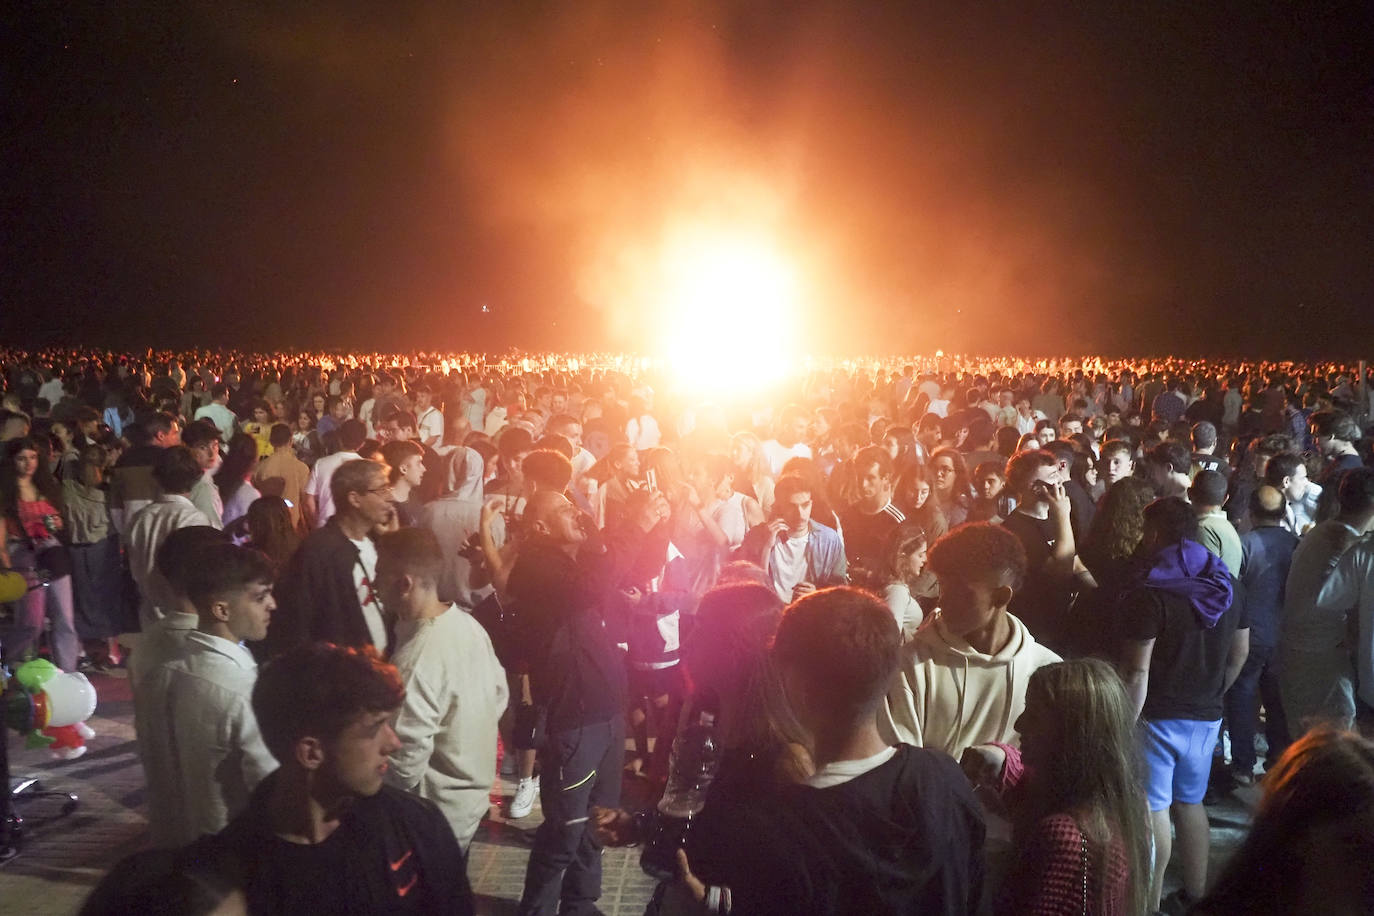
{"left": 390, "top": 849, "right": 413, "bottom": 871}
{"left": 397, "top": 874, "right": 418, "bottom": 897}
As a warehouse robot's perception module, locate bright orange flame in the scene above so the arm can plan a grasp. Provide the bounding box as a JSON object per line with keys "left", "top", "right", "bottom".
{"left": 656, "top": 229, "right": 801, "bottom": 394}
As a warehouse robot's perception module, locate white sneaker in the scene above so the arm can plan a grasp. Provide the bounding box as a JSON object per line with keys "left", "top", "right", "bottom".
{"left": 510, "top": 776, "right": 539, "bottom": 819}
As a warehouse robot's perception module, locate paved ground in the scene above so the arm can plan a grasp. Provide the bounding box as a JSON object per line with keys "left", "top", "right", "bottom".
{"left": 2, "top": 669, "right": 1259, "bottom": 914}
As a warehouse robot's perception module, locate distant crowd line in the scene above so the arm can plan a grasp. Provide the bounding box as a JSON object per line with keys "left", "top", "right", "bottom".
{"left": 3, "top": 347, "right": 1374, "bottom": 915}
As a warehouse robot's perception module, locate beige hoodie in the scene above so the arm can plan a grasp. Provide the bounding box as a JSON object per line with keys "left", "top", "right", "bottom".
{"left": 879, "top": 611, "right": 1061, "bottom": 761}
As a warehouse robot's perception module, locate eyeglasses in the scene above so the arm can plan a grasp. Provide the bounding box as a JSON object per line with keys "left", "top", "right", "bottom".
{"left": 933, "top": 465, "right": 956, "bottom": 475}
{"left": 365, "top": 484, "right": 394, "bottom": 495}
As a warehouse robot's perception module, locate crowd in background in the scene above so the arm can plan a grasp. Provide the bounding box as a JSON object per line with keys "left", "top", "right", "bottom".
{"left": 3, "top": 347, "right": 1374, "bottom": 914}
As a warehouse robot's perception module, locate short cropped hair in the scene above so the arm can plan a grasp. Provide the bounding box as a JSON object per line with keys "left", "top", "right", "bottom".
{"left": 1264, "top": 453, "right": 1304, "bottom": 488}
{"left": 547, "top": 414, "right": 580, "bottom": 437}
{"left": 1142, "top": 496, "right": 1198, "bottom": 546}
{"left": 772, "top": 587, "right": 899, "bottom": 719}
{"left": 927, "top": 522, "right": 1028, "bottom": 591}
{"left": 338, "top": 418, "right": 368, "bottom": 450}
{"left": 853, "top": 445, "right": 894, "bottom": 480}
{"left": 380, "top": 440, "right": 423, "bottom": 483}
{"left": 1189, "top": 469, "right": 1229, "bottom": 508}
{"left": 1100, "top": 439, "right": 1133, "bottom": 461}
{"left": 152, "top": 445, "right": 204, "bottom": 494}
{"left": 1337, "top": 467, "right": 1374, "bottom": 517}
{"left": 1147, "top": 441, "right": 1192, "bottom": 475}
{"left": 253, "top": 643, "right": 404, "bottom": 763}
{"left": 183, "top": 544, "right": 274, "bottom": 615}
{"left": 522, "top": 449, "right": 573, "bottom": 492}
{"left": 154, "top": 526, "right": 229, "bottom": 594}
{"left": 330, "top": 458, "right": 387, "bottom": 510}
{"left": 375, "top": 527, "right": 443, "bottom": 588}
{"left": 143, "top": 411, "right": 180, "bottom": 439}
{"left": 180, "top": 420, "right": 222, "bottom": 450}
{"left": 972, "top": 460, "right": 1006, "bottom": 480}
{"left": 497, "top": 425, "right": 534, "bottom": 461}
{"left": 269, "top": 422, "right": 292, "bottom": 448}
{"left": 1192, "top": 421, "right": 1218, "bottom": 450}
{"left": 533, "top": 434, "right": 574, "bottom": 459}
{"left": 381, "top": 409, "right": 418, "bottom": 432}
{"left": 1006, "top": 449, "right": 1057, "bottom": 495}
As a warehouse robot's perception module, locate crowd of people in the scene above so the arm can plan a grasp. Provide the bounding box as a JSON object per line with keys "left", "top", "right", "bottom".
{"left": 3, "top": 347, "right": 1374, "bottom": 914}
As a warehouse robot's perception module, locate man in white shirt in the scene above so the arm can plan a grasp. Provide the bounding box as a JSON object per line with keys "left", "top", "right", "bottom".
{"left": 193, "top": 382, "right": 238, "bottom": 440}
{"left": 302, "top": 418, "right": 366, "bottom": 529}
{"left": 128, "top": 446, "right": 213, "bottom": 629}
{"left": 138, "top": 543, "right": 278, "bottom": 847}
{"left": 760, "top": 404, "right": 813, "bottom": 476}
{"left": 742, "top": 474, "right": 847, "bottom": 604}
{"left": 419, "top": 447, "right": 503, "bottom": 609}
{"left": 270, "top": 458, "right": 394, "bottom": 655}
{"left": 38, "top": 369, "right": 65, "bottom": 408}
{"left": 376, "top": 528, "right": 508, "bottom": 851}
{"left": 413, "top": 384, "right": 445, "bottom": 449}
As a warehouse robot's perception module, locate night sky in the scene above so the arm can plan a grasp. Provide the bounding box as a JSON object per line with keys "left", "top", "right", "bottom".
{"left": 3, "top": 2, "right": 1372, "bottom": 357}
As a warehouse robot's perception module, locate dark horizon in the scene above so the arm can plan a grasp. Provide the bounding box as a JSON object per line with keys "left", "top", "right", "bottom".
{"left": 3, "top": 2, "right": 1372, "bottom": 358}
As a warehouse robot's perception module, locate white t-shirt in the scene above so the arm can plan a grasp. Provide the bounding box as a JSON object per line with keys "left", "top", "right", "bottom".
{"left": 767, "top": 530, "right": 810, "bottom": 603}
{"left": 626, "top": 415, "right": 662, "bottom": 451}
{"left": 350, "top": 535, "right": 388, "bottom": 652}
{"left": 304, "top": 450, "right": 362, "bottom": 528}
{"left": 761, "top": 440, "right": 812, "bottom": 477}
{"left": 417, "top": 406, "right": 444, "bottom": 446}
{"left": 358, "top": 398, "right": 377, "bottom": 437}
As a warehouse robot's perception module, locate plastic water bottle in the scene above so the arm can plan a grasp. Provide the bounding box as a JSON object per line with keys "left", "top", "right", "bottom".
{"left": 639, "top": 710, "right": 721, "bottom": 880}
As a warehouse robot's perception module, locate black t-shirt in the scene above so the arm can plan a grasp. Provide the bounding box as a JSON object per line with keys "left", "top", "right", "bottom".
{"left": 837, "top": 502, "right": 906, "bottom": 573}
{"left": 260, "top": 830, "right": 423, "bottom": 916}
{"left": 206, "top": 782, "right": 473, "bottom": 916}
{"left": 1000, "top": 511, "right": 1074, "bottom": 654}
{"left": 1120, "top": 585, "right": 1248, "bottom": 721}
{"left": 705, "top": 745, "right": 986, "bottom": 915}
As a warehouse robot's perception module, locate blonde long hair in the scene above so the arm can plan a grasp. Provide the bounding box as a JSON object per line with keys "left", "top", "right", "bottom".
{"left": 1020, "top": 659, "right": 1150, "bottom": 916}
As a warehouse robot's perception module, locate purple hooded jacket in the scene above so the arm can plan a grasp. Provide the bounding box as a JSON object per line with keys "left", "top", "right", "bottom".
{"left": 1138, "top": 539, "right": 1234, "bottom": 628}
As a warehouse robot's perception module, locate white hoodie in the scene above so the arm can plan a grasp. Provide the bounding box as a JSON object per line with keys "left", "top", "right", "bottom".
{"left": 879, "top": 611, "right": 1061, "bottom": 761}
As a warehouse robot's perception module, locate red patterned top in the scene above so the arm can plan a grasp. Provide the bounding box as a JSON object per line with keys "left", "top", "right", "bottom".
{"left": 17, "top": 498, "right": 63, "bottom": 541}
{"left": 992, "top": 744, "right": 1132, "bottom": 915}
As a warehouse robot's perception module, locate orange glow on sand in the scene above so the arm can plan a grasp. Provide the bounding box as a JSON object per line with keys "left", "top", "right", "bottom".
{"left": 653, "top": 227, "right": 802, "bottom": 394}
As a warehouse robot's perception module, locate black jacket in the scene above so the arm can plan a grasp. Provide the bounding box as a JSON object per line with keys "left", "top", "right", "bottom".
{"left": 696, "top": 744, "right": 986, "bottom": 915}
{"left": 268, "top": 520, "right": 379, "bottom": 655}
{"left": 506, "top": 529, "right": 644, "bottom": 733}
{"left": 198, "top": 773, "right": 473, "bottom": 915}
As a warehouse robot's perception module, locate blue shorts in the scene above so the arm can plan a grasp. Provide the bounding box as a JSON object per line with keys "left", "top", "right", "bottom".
{"left": 1140, "top": 718, "right": 1221, "bottom": 811}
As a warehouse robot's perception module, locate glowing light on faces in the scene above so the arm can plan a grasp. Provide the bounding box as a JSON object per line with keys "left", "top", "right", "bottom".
{"left": 655, "top": 230, "right": 800, "bottom": 394}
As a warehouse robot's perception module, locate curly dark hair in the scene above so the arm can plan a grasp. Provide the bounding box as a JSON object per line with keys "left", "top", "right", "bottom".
{"left": 927, "top": 521, "right": 1028, "bottom": 591}
{"left": 1083, "top": 477, "right": 1157, "bottom": 566}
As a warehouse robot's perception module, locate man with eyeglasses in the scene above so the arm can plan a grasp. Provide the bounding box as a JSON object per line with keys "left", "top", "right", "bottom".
{"left": 269, "top": 458, "right": 397, "bottom": 656}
